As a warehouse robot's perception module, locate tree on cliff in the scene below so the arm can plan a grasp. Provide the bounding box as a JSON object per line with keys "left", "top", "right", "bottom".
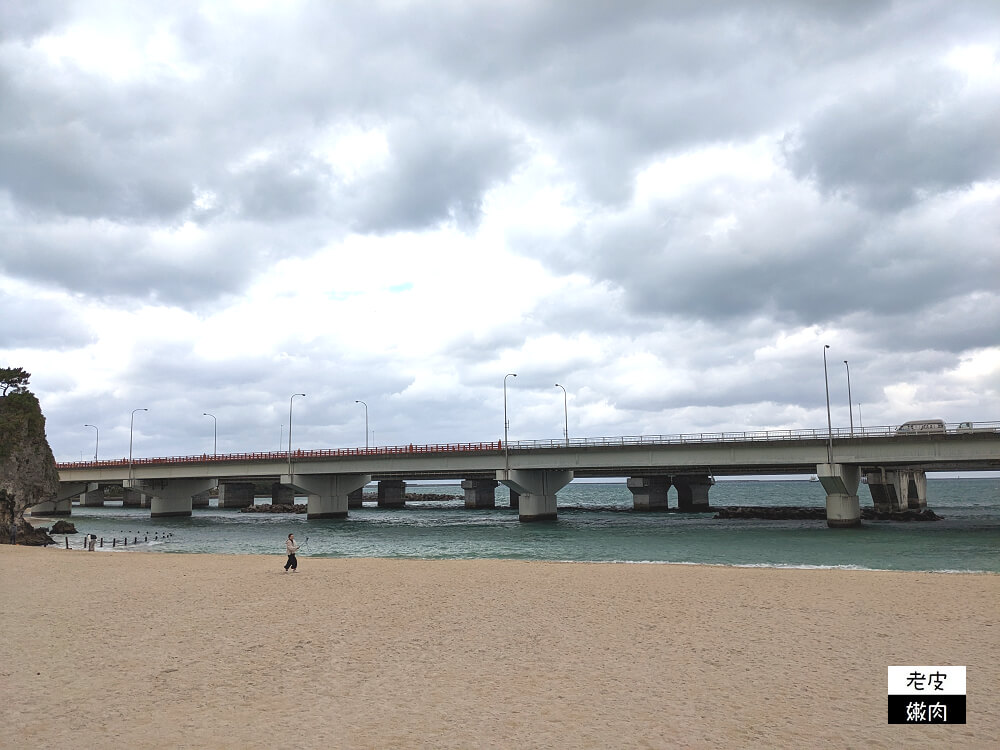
{"left": 1, "top": 369, "right": 60, "bottom": 544}
{"left": 1, "top": 366, "right": 31, "bottom": 396}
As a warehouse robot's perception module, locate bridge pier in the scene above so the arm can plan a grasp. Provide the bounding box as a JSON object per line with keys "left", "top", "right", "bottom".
{"left": 218, "top": 482, "right": 255, "bottom": 509}
{"left": 79, "top": 483, "right": 105, "bottom": 507}
{"left": 674, "top": 474, "right": 713, "bottom": 512}
{"left": 29, "top": 483, "right": 88, "bottom": 516}
{"left": 348, "top": 488, "right": 364, "bottom": 509}
{"left": 378, "top": 480, "right": 406, "bottom": 509}
{"left": 817, "top": 464, "right": 861, "bottom": 528}
{"left": 627, "top": 476, "right": 671, "bottom": 511}
{"left": 499, "top": 470, "right": 573, "bottom": 521}
{"left": 509, "top": 490, "right": 519, "bottom": 509}
{"left": 462, "top": 479, "right": 499, "bottom": 509}
{"left": 192, "top": 488, "right": 212, "bottom": 508}
{"left": 271, "top": 482, "right": 295, "bottom": 505}
{"left": 281, "top": 474, "right": 370, "bottom": 519}
{"left": 131, "top": 479, "right": 218, "bottom": 518}
{"left": 866, "top": 469, "right": 928, "bottom": 512}
{"left": 122, "top": 487, "right": 151, "bottom": 507}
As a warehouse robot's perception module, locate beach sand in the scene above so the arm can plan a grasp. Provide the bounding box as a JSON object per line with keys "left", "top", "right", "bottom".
{"left": 1, "top": 546, "right": 996, "bottom": 749}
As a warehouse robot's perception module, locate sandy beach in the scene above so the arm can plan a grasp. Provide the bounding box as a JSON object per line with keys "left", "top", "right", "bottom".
{"left": 1, "top": 546, "right": 996, "bottom": 749}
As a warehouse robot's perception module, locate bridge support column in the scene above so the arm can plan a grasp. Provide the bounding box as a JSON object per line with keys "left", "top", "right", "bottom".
{"left": 122, "top": 488, "right": 155, "bottom": 508}
{"left": 817, "top": 464, "right": 861, "bottom": 528}
{"left": 462, "top": 479, "right": 499, "bottom": 509}
{"left": 79, "top": 483, "right": 105, "bottom": 507}
{"left": 378, "top": 480, "right": 406, "bottom": 509}
{"left": 192, "top": 488, "right": 212, "bottom": 508}
{"left": 627, "top": 477, "right": 671, "bottom": 511}
{"left": 27, "top": 497, "right": 72, "bottom": 516}
{"left": 218, "top": 482, "right": 255, "bottom": 509}
{"left": 29, "top": 483, "right": 87, "bottom": 516}
{"left": 867, "top": 469, "right": 927, "bottom": 511}
{"left": 901, "top": 470, "right": 927, "bottom": 510}
{"left": 499, "top": 470, "right": 573, "bottom": 522}
{"left": 281, "top": 474, "right": 371, "bottom": 520}
{"left": 673, "top": 475, "right": 713, "bottom": 512}
{"left": 132, "top": 479, "right": 218, "bottom": 518}
{"left": 348, "top": 488, "right": 364, "bottom": 509}
{"left": 509, "top": 490, "right": 519, "bottom": 509}
{"left": 271, "top": 482, "right": 295, "bottom": 505}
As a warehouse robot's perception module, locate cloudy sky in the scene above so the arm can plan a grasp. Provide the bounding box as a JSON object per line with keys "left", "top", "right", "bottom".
{"left": 1, "top": 0, "right": 998, "bottom": 464}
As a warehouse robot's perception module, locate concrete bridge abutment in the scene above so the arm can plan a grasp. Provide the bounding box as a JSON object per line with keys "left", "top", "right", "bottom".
{"left": 627, "top": 476, "right": 671, "bottom": 511}
{"left": 499, "top": 470, "right": 573, "bottom": 521}
{"left": 282, "top": 474, "right": 371, "bottom": 520}
{"left": 377, "top": 480, "right": 406, "bottom": 509}
{"left": 462, "top": 479, "right": 499, "bottom": 509}
{"left": 817, "top": 464, "right": 861, "bottom": 528}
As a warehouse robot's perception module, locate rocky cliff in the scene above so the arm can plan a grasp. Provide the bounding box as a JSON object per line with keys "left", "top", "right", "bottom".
{"left": 0, "top": 390, "right": 61, "bottom": 544}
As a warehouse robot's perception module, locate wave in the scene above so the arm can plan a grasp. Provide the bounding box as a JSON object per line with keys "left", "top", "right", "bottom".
{"left": 548, "top": 559, "right": 996, "bottom": 574}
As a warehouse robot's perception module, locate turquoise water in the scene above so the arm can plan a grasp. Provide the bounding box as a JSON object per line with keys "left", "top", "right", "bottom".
{"left": 58, "top": 479, "right": 999, "bottom": 573}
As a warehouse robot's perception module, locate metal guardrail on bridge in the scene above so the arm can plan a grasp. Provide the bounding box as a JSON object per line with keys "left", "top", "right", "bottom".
{"left": 55, "top": 421, "right": 999, "bottom": 471}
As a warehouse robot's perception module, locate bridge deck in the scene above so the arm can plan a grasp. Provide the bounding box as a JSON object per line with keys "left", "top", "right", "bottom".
{"left": 57, "top": 424, "right": 1000, "bottom": 483}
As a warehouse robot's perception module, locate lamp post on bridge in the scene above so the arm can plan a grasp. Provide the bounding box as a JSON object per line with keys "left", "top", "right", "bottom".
{"left": 857, "top": 403, "right": 863, "bottom": 430}
{"left": 843, "top": 360, "right": 854, "bottom": 436}
{"left": 503, "top": 373, "right": 517, "bottom": 472}
{"left": 202, "top": 412, "right": 217, "bottom": 457}
{"left": 84, "top": 424, "right": 98, "bottom": 462}
{"left": 355, "top": 400, "right": 369, "bottom": 450}
{"left": 288, "top": 393, "right": 305, "bottom": 477}
{"left": 554, "top": 383, "right": 569, "bottom": 446}
{"left": 129, "top": 408, "right": 148, "bottom": 485}
{"left": 822, "top": 345, "right": 833, "bottom": 464}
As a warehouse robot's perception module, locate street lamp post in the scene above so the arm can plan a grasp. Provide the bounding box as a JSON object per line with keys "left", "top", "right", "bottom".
{"left": 503, "top": 373, "right": 517, "bottom": 472}
{"left": 355, "top": 400, "right": 369, "bottom": 450}
{"left": 202, "top": 412, "right": 217, "bottom": 457}
{"left": 843, "top": 360, "right": 854, "bottom": 436}
{"left": 288, "top": 393, "right": 305, "bottom": 476}
{"left": 554, "top": 383, "right": 568, "bottom": 446}
{"left": 129, "top": 408, "right": 148, "bottom": 484}
{"left": 84, "top": 424, "right": 98, "bottom": 462}
{"left": 822, "top": 345, "right": 833, "bottom": 463}
{"left": 857, "top": 403, "right": 863, "bottom": 430}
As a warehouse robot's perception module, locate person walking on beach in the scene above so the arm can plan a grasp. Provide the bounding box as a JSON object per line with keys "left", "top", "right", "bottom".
{"left": 284, "top": 533, "right": 299, "bottom": 572}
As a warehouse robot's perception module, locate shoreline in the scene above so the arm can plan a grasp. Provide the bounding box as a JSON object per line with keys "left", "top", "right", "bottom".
{"left": 28, "top": 543, "right": 1000, "bottom": 575}
{"left": 3, "top": 546, "right": 997, "bottom": 748}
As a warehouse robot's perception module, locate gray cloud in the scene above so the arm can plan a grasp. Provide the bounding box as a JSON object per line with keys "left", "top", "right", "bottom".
{"left": 0, "top": 295, "right": 94, "bottom": 349}
{"left": 350, "top": 120, "right": 522, "bottom": 233}
{"left": 784, "top": 67, "right": 1000, "bottom": 210}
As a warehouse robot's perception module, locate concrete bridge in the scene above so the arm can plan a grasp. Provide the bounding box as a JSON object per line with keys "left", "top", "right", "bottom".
{"left": 42, "top": 422, "right": 1000, "bottom": 527}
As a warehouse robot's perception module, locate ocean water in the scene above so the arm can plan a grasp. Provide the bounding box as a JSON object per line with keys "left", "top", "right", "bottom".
{"left": 55, "top": 478, "right": 999, "bottom": 573}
